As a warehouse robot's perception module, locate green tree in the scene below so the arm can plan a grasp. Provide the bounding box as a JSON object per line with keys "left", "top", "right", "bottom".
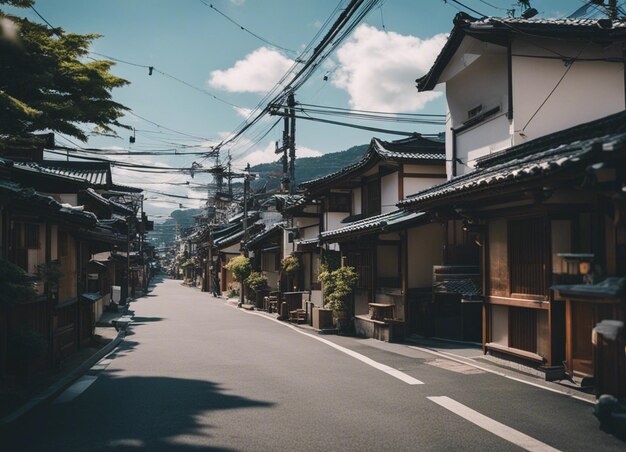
{"left": 0, "top": 0, "right": 129, "bottom": 141}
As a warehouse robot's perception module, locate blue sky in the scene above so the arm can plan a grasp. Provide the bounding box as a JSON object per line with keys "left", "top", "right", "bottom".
{"left": 5, "top": 1, "right": 590, "bottom": 217}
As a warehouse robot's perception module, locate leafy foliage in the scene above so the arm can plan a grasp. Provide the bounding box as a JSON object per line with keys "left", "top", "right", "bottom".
{"left": 0, "top": 2, "right": 129, "bottom": 141}
{"left": 280, "top": 255, "right": 300, "bottom": 276}
{"left": 225, "top": 255, "right": 252, "bottom": 283}
{"left": 245, "top": 271, "right": 267, "bottom": 293}
{"left": 8, "top": 327, "right": 48, "bottom": 362}
{"left": 0, "top": 258, "right": 36, "bottom": 306}
{"left": 319, "top": 265, "right": 358, "bottom": 312}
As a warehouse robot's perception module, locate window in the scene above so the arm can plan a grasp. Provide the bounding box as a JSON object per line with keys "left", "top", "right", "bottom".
{"left": 328, "top": 193, "right": 351, "bottom": 212}
{"left": 508, "top": 217, "right": 547, "bottom": 296}
{"left": 25, "top": 224, "right": 39, "bottom": 249}
{"left": 362, "top": 179, "right": 380, "bottom": 217}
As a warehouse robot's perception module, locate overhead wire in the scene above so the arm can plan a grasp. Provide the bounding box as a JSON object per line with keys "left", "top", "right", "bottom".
{"left": 88, "top": 51, "right": 241, "bottom": 109}
{"left": 198, "top": 1, "right": 297, "bottom": 55}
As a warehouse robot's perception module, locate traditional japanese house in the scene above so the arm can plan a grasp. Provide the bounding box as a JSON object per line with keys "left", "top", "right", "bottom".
{"left": 0, "top": 180, "right": 103, "bottom": 378}
{"left": 246, "top": 222, "right": 283, "bottom": 292}
{"left": 400, "top": 112, "right": 626, "bottom": 376}
{"left": 300, "top": 134, "right": 446, "bottom": 340}
{"left": 399, "top": 12, "right": 626, "bottom": 375}
{"left": 275, "top": 195, "right": 322, "bottom": 304}
{"left": 212, "top": 212, "right": 262, "bottom": 294}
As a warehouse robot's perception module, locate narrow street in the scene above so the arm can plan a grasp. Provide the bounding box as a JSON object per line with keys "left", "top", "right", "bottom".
{"left": 5, "top": 277, "right": 624, "bottom": 451}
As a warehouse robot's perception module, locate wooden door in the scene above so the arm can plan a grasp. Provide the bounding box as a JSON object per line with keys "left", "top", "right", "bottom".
{"left": 570, "top": 302, "right": 594, "bottom": 377}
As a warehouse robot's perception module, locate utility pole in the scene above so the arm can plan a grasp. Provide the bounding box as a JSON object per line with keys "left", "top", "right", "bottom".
{"left": 242, "top": 162, "right": 251, "bottom": 257}
{"left": 282, "top": 101, "right": 290, "bottom": 193}
{"left": 288, "top": 92, "right": 296, "bottom": 195}
{"left": 608, "top": 0, "right": 618, "bottom": 19}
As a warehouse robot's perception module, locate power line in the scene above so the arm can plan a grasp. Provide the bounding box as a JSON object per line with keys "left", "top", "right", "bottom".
{"left": 198, "top": 1, "right": 297, "bottom": 55}
{"left": 88, "top": 51, "right": 242, "bottom": 109}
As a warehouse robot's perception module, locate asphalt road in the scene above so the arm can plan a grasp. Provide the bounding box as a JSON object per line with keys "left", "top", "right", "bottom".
{"left": 4, "top": 277, "right": 624, "bottom": 451}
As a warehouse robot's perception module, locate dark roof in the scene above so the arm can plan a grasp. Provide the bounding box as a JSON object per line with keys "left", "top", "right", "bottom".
{"left": 300, "top": 135, "right": 444, "bottom": 192}
{"left": 0, "top": 180, "right": 97, "bottom": 226}
{"left": 15, "top": 160, "right": 111, "bottom": 187}
{"left": 214, "top": 223, "right": 263, "bottom": 249}
{"left": 320, "top": 210, "right": 426, "bottom": 242}
{"left": 399, "top": 125, "right": 626, "bottom": 211}
{"left": 418, "top": 12, "right": 626, "bottom": 92}
{"left": 246, "top": 222, "right": 283, "bottom": 248}
{"left": 476, "top": 109, "right": 626, "bottom": 169}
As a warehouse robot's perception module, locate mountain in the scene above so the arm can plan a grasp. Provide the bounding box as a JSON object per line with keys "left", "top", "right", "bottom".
{"left": 149, "top": 208, "right": 204, "bottom": 246}
{"left": 250, "top": 144, "right": 368, "bottom": 190}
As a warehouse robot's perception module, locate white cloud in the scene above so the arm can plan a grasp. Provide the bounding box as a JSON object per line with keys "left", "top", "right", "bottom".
{"left": 208, "top": 47, "right": 294, "bottom": 94}
{"left": 229, "top": 0, "right": 245, "bottom": 5}
{"left": 332, "top": 25, "right": 447, "bottom": 112}
{"left": 233, "top": 106, "right": 253, "bottom": 119}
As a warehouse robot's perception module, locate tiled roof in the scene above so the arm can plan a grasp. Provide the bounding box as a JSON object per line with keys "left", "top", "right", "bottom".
{"left": 0, "top": 180, "right": 97, "bottom": 226}
{"left": 300, "top": 135, "right": 444, "bottom": 191}
{"left": 418, "top": 12, "right": 626, "bottom": 92}
{"left": 15, "top": 161, "right": 110, "bottom": 186}
{"left": 399, "top": 130, "right": 626, "bottom": 210}
{"left": 246, "top": 222, "right": 283, "bottom": 248}
{"left": 475, "top": 110, "right": 626, "bottom": 169}
{"left": 214, "top": 223, "right": 263, "bottom": 249}
{"left": 320, "top": 210, "right": 426, "bottom": 242}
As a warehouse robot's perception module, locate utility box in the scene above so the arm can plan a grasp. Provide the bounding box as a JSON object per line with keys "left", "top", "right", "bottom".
{"left": 111, "top": 285, "right": 121, "bottom": 303}
{"left": 593, "top": 320, "right": 625, "bottom": 399}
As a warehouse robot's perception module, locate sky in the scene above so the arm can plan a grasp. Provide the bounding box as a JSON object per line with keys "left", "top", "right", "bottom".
{"left": 4, "top": 0, "right": 593, "bottom": 219}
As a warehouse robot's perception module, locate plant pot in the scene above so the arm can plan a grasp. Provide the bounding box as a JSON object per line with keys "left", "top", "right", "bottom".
{"left": 313, "top": 307, "right": 333, "bottom": 330}
{"left": 333, "top": 310, "right": 352, "bottom": 334}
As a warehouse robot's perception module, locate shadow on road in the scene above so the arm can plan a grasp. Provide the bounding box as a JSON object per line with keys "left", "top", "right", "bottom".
{"left": 6, "top": 373, "right": 274, "bottom": 451}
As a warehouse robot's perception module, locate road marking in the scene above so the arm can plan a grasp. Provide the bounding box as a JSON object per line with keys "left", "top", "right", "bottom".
{"left": 54, "top": 375, "right": 98, "bottom": 404}
{"left": 428, "top": 396, "right": 561, "bottom": 452}
{"left": 409, "top": 345, "right": 593, "bottom": 405}
{"left": 246, "top": 311, "right": 423, "bottom": 385}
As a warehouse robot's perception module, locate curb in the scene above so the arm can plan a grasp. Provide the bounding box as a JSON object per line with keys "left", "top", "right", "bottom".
{"left": 0, "top": 330, "right": 126, "bottom": 427}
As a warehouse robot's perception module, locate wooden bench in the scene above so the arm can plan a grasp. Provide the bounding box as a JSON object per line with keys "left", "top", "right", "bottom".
{"left": 289, "top": 309, "right": 306, "bottom": 324}
{"left": 264, "top": 295, "right": 279, "bottom": 313}
{"left": 368, "top": 303, "right": 395, "bottom": 321}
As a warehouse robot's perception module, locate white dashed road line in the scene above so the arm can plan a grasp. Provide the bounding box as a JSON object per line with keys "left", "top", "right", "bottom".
{"left": 427, "top": 396, "right": 561, "bottom": 452}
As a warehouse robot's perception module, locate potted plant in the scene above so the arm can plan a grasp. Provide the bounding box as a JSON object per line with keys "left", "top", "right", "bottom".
{"left": 281, "top": 255, "right": 300, "bottom": 291}
{"left": 36, "top": 261, "right": 62, "bottom": 302}
{"left": 321, "top": 265, "right": 358, "bottom": 332}
{"left": 245, "top": 271, "right": 268, "bottom": 309}
{"left": 225, "top": 255, "right": 252, "bottom": 306}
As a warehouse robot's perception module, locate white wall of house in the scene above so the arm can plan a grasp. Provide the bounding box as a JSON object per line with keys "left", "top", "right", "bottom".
{"left": 511, "top": 41, "right": 624, "bottom": 146}
{"left": 442, "top": 36, "right": 625, "bottom": 177}
{"left": 352, "top": 187, "right": 362, "bottom": 215}
{"left": 324, "top": 211, "right": 348, "bottom": 233}
{"left": 381, "top": 172, "right": 399, "bottom": 214}
{"left": 445, "top": 37, "right": 509, "bottom": 175}
{"left": 407, "top": 222, "right": 444, "bottom": 288}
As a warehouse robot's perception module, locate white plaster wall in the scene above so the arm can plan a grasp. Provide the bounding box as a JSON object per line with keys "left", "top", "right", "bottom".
{"left": 324, "top": 212, "right": 348, "bottom": 232}
{"left": 283, "top": 229, "right": 295, "bottom": 257}
{"left": 352, "top": 187, "right": 362, "bottom": 215}
{"left": 511, "top": 47, "right": 624, "bottom": 145}
{"left": 301, "top": 225, "right": 319, "bottom": 240}
{"left": 491, "top": 305, "right": 508, "bottom": 346}
{"left": 403, "top": 177, "right": 447, "bottom": 199}
{"left": 58, "top": 193, "right": 78, "bottom": 206}
{"left": 456, "top": 114, "right": 512, "bottom": 173}
{"left": 404, "top": 164, "right": 446, "bottom": 174}
{"left": 381, "top": 172, "right": 399, "bottom": 214}
{"left": 407, "top": 223, "right": 444, "bottom": 288}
